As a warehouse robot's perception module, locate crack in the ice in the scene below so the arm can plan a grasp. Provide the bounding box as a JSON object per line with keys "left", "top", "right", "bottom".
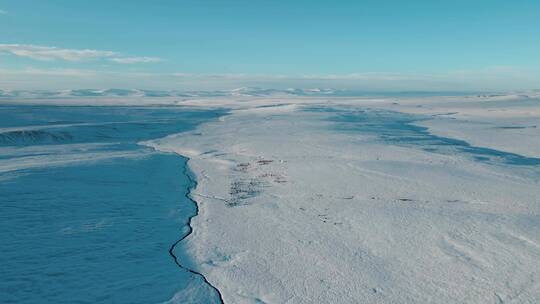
{"left": 169, "top": 157, "right": 225, "bottom": 304}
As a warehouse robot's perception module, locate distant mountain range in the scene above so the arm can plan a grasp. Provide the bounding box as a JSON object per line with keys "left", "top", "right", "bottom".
{"left": 2, "top": 88, "right": 535, "bottom": 99}
{"left": 0, "top": 87, "right": 341, "bottom": 98}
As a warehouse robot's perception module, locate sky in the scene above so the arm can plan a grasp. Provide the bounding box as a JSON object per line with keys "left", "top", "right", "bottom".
{"left": 1, "top": 0, "right": 539, "bottom": 91}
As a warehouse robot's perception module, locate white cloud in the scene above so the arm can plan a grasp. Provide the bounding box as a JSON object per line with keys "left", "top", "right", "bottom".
{"left": 110, "top": 56, "right": 162, "bottom": 64}
{"left": 0, "top": 9, "right": 7, "bottom": 15}
{"left": 0, "top": 44, "right": 160, "bottom": 64}
{"left": 0, "top": 44, "right": 116, "bottom": 61}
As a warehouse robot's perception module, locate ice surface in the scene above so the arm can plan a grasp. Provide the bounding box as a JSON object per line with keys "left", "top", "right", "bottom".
{"left": 383, "top": 93, "right": 540, "bottom": 158}
{"left": 0, "top": 105, "right": 224, "bottom": 303}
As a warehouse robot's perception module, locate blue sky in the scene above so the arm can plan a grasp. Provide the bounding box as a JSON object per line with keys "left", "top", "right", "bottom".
{"left": 1, "top": 0, "right": 539, "bottom": 91}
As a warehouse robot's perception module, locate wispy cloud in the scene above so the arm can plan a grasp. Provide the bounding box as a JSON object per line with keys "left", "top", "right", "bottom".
{"left": 0, "top": 9, "right": 7, "bottom": 15}
{"left": 109, "top": 56, "right": 162, "bottom": 64}
{"left": 0, "top": 44, "right": 161, "bottom": 64}
{"left": 0, "top": 44, "right": 116, "bottom": 61}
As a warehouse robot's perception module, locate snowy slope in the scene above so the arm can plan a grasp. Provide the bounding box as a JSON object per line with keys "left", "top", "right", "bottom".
{"left": 143, "top": 95, "right": 540, "bottom": 303}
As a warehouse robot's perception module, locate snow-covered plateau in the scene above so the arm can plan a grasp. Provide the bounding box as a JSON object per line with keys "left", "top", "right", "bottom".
{"left": 3, "top": 92, "right": 540, "bottom": 303}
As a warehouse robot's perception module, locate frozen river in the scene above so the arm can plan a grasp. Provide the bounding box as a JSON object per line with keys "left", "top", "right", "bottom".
{"left": 0, "top": 105, "right": 224, "bottom": 303}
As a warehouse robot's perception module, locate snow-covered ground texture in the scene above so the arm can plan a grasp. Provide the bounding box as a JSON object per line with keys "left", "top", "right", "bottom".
{"left": 384, "top": 92, "right": 540, "bottom": 158}
{"left": 2, "top": 92, "right": 539, "bottom": 304}
{"left": 144, "top": 92, "right": 540, "bottom": 304}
